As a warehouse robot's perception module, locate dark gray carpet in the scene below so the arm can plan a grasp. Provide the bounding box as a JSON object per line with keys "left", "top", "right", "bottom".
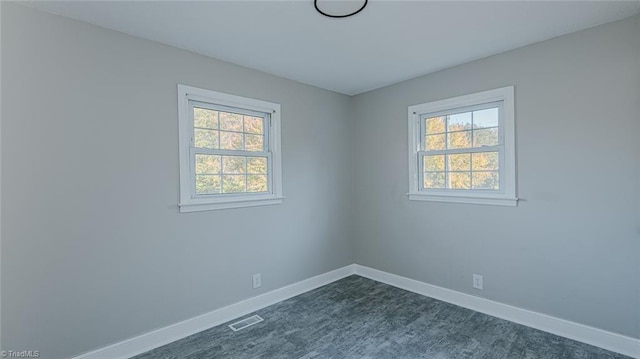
{"left": 133, "top": 275, "right": 630, "bottom": 358}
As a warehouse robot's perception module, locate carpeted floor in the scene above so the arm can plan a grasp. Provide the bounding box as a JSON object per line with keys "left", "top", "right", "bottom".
{"left": 133, "top": 275, "right": 631, "bottom": 358}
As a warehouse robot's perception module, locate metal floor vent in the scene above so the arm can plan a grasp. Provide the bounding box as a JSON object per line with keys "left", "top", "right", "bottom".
{"left": 228, "top": 315, "right": 263, "bottom": 332}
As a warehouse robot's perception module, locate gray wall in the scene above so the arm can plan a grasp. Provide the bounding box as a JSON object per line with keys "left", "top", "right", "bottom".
{"left": 351, "top": 14, "right": 640, "bottom": 339}
{"left": 2, "top": 3, "right": 640, "bottom": 358}
{"left": 1, "top": 3, "right": 353, "bottom": 358}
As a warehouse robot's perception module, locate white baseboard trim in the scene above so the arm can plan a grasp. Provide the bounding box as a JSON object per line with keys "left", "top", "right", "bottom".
{"left": 72, "top": 263, "right": 639, "bottom": 359}
{"left": 354, "top": 264, "right": 640, "bottom": 359}
{"left": 72, "top": 264, "right": 356, "bottom": 359}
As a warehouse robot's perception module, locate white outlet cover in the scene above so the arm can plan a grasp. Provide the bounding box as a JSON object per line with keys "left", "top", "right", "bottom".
{"left": 252, "top": 273, "right": 262, "bottom": 288}
{"left": 473, "top": 274, "right": 483, "bottom": 290}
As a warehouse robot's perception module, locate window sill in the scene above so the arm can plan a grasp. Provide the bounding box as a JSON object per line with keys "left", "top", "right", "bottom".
{"left": 179, "top": 196, "right": 285, "bottom": 213}
{"left": 408, "top": 193, "right": 518, "bottom": 207}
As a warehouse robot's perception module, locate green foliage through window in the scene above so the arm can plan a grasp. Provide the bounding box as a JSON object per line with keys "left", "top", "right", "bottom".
{"left": 423, "top": 107, "right": 500, "bottom": 190}
{"left": 192, "top": 107, "right": 269, "bottom": 195}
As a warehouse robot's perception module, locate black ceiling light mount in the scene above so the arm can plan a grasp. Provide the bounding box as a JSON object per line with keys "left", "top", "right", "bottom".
{"left": 314, "top": 0, "right": 368, "bottom": 18}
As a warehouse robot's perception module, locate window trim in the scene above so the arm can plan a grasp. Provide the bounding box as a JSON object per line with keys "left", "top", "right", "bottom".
{"left": 177, "top": 84, "right": 283, "bottom": 212}
{"left": 407, "top": 86, "right": 517, "bottom": 206}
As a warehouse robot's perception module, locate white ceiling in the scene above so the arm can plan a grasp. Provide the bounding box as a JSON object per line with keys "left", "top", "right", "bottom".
{"left": 25, "top": 1, "right": 640, "bottom": 95}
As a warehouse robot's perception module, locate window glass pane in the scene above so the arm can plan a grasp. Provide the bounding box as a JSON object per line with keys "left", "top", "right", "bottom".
{"left": 426, "top": 134, "right": 446, "bottom": 150}
{"left": 425, "top": 116, "right": 446, "bottom": 135}
{"left": 473, "top": 108, "right": 498, "bottom": 129}
{"left": 424, "top": 172, "right": 445, "bottom": 189}
{"left": 222, "top": 156, "right": 246, "bottom": 174}
{"left": 194, "top": 107, "right": 218, "bottom": 129}
{"left": 220, "top": 131, "right": 243, "bottom": 150}
{"left": 472, "top": 171, "right": 499, "bottom": 190}
{"left": 447, "top": 112, "right": 472, "bottom": 132}
{"left": 220, "top": 111, "right": 243, "bottom": 131}
{"left": 245, "top": 134, "right": 264, "bottom": 152}
{"left": 473, "top": 128, "right": 499, "bottom": 147}
{"left": 472, "top": 152, "right": 499, "bottom": 171}
{"left": 448, "top": 130, "right": 472, "bottom": 149}
{"left": 448, "top": 153, "right": 470, "bottom": 171}
{"left": 194, "top": 129, "right": 219, "bottom": 149}
{"left": 244, "top": 116, "right": 264, "bottom": 134}
{"left": 423, "top": 155, "right": 444, "bottom": 172}
{"left": 247, "top": 157, "right": 268, "bottom": 174}
{"left": 222, "top": 175, "right": 246, "bottom": 193}
{"left": 247, "top": 175, "right": 268, "bottom": 192}
{"left": 449, "top": 172, "right": 471, "bottom": 189}
{"left": 195, "top": 154, "right": 221, "bottom": 174}
{"left": 195, "top": 175, "right": 221, "bottom": 194}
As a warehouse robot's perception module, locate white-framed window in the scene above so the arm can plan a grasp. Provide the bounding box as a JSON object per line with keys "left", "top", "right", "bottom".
{"left": 408, "top": 86, "right": 517, "bottom": 206}
{"left": 177, "top": 84, "right": 283, "bottom": 212}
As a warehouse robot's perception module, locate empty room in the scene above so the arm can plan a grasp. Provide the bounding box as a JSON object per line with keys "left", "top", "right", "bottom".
{"left": 1, "top": 0, "right": 639, "bottom": 358}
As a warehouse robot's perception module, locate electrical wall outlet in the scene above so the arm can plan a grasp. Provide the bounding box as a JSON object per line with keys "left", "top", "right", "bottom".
{"left": 252, "top": 273, "right": 262, "bottom": 289}
{"left": 473, "top": 274, "right": 483, "bottom": 290}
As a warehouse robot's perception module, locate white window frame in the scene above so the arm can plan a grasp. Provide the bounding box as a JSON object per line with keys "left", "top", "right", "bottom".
{"left": 407, "top": 86, "right": 517, "bottom": 206}
{"left": 177, "top": 84, "right": 283, "bottom": 212}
